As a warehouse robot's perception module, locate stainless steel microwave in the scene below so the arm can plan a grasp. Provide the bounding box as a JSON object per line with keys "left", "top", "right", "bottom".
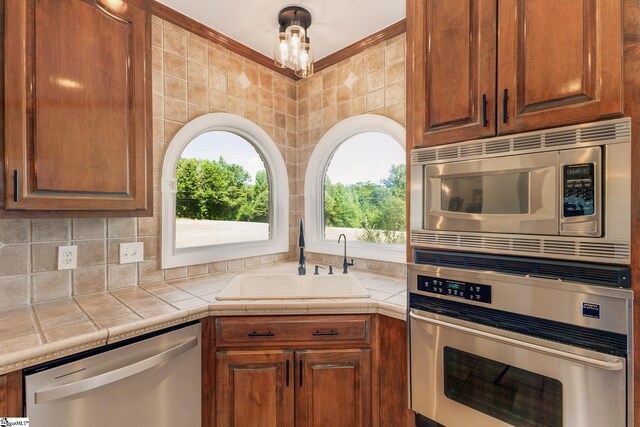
{"left": 410, "top": 118, "right": 631, "bottom": 264}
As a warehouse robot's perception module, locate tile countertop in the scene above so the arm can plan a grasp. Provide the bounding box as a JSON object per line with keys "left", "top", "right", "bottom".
{"left": 0, "top": 262, "right": 406, "bottom": 376}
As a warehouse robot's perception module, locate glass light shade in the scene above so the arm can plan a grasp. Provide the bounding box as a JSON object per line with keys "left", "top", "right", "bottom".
{"left": 286, "top": 25, "right": 304, "bottom": 63}
{"left": 274, "top": 32, "right": 289, "bottom": 68}
{"left": 295, "top": 42, "right": 314, "bottom": 78}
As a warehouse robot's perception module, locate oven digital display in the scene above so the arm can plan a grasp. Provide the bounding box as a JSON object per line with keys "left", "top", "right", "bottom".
{"left": 563, "top": 163, "right": 595, "bottom": 217}
{"left": 417, "top": 275, "right": 491, "bottom": 303}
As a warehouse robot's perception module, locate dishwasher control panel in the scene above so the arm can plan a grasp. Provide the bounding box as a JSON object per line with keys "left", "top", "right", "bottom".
{"left": 417, "top": 275, "right": 491, "bottom": 303}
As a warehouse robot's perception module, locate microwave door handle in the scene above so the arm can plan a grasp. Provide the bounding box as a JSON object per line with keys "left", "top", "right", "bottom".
{"left": 409, "top": 311, "right": 624, "bottom": 371}
{"left": 33, "top": 337, "right": 198, "bottom": 404}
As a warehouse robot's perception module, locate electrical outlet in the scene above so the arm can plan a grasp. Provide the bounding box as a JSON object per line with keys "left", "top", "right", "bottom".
{"left": 120, "top": 242, "right": 144, "bottom": 264}
{"left": 57, "top": 245, "right": 78, "bottom": 270}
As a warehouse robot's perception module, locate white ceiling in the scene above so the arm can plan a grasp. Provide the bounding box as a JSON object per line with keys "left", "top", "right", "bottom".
{"left": 155, "top": 0, "right": 406, "bottom": 61}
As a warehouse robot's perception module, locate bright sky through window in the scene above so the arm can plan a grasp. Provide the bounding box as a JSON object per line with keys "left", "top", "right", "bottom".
{"left": 180, "top": 131, "right": 265, "bottom": 182}
{"left": 325, "top": 132, "right": 404, "bottom": 185}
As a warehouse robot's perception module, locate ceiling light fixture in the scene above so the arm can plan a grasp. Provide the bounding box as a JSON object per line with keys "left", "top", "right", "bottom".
{"left": 274, "top": 6, "right": 313, "bottom": 78}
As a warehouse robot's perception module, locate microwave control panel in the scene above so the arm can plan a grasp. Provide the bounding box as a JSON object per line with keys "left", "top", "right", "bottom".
{"left": 417, "top": 275, "right": 491, "bottom": 303}
{"left": 563, "top": 163, "right": 595, "bottom": 217}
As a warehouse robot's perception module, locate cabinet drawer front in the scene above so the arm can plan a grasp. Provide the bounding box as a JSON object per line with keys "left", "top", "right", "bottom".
{"left": 216, "top": 315, "right": 370, "bottom": 347}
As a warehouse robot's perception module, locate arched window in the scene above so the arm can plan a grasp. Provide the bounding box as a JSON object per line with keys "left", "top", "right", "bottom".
{"left": 162, "top": 113, "right": 288, "bottom": 268}
{"left": 304, "top": 115, "right": 406, "bottom": 263}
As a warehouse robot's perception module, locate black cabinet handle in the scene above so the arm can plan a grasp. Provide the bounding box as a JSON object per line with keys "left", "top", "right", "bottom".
{"left": 312, "top": 330, "right": 339, "bottom": 336}
{"left": 502, "top": 88, "right": 509, "bottom": 124}
{"left": 482, "top": 94, "right": 488, "bottom": 127}
{"left": 13, "top": 170, "right": 18, "bottom": 202}
{"left": 286, "top": 360, "right": 290, "bottom": 387}
{"left": 299, "top": 360, "right": 303, "bottom": 387}
{"left": 248, "top": 331, "right": 275, "bottom": 337}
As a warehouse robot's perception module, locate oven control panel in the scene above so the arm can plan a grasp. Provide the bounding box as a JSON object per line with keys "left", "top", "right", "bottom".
{"left": 563, "top": 163, "right": 595, "bottom": 217}
{"left": 417, "top": 275, "right": 491, "bottom": 303}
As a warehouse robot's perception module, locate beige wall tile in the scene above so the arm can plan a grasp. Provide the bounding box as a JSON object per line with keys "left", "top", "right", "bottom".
{"left": 74, "top": 240, "right": 105, "bottom": 268}
{"left": 139, "top": 260, "right": 164, "bottom": 284}
{"left": 153, "top": 94, "right": 164, "bottom": 118}
{"left": 139, "top": 236, "right": 159, "bottom": 260}
{"left": 385, "top": 81, "right": 405, "bottom": 106}
{"left": 138, "top": 217, "right": 159, "bottom": 236}
{"left": 367, "top": 69, "right": 385, "bottom": 92}
{"left": 30, "top": 244, "right": 57, "bottom": 273}
{"left": 32, "top": 219, "right": 70, "bottom": 242}
{"left": 208, "top": 261, "right": 228, "bottom": 273}
{"left": 164, "top": 75, "right": 187, "bottom": 100}
{"left": 228, "top": 258, "right": 245, "bottom": 270}
{"left": 164, "top": 52, "right": 186, "bottom": 79}
{"left": 187, "top": 83, "right": 208, "bottom": 108}
{"left": 187, "top": 38, "right": 207, "bottom": 65}
{"left": 386, "top": 38, "right": 406, "bottom": 65}
{"left": 152, "top": 46, "right": 163, "bottom": 72}
{"left": 208, "top": 46, "right": 227, "bottom": 72}
{"left": 367, "top": 88, "right": 385, "bottom": 111}
{"left": 187, "top": 61, "right": 208, "bottom": 86}
{"left": 152, "top": 23, "right": 163, "bottom": 48}
{"left": 107, "top": 218, "right": 137, "bottom": 238}
{"left": 72, "top": 266, "right": 106, "bottom": 295}
{"left": 189, "top": 105, "right": 208, "bottom": 121}
{"left": 164, "top": 120, "right": 183, "bottom": 142}
{"left": 107, "top": 264, "right": 137, "bottom": 289}
{"left": 0, "top": 219, "right": 29, "bottom": 244}
{"left": 32, "top": 271, "right": 70, "bottom": 302}
{"left": 187, "top": 264, "right": 209, "bottom": 277}
{"left": 164, "top": 98, "right": 188, "bottom": 123}
{"left": 163, "top": 28, "right": 186, "bottom": 57}
{"left": 209, "top": 90, "right": 227, "bottom": 111}
{"left": 366, "top": 48, "right": 385, "bottom": 73}
{"left": 152, "top": 71, "right": 164, "bottom": 95}
{"left": 227, "top": 95, "right": 244, "bottom": 115}
{"left": 385, "top": 62, "right": 405, "bottom": 85}
{"left": 164, "top": 267, "right": 187, "bottom": 280}
{"left": 0, "top": 275, "right": 28, "bottom": 309}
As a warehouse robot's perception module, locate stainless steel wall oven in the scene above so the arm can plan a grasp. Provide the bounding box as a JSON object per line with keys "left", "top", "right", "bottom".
{"left": 408, "top": 251, "right": 633, "bottom": 427}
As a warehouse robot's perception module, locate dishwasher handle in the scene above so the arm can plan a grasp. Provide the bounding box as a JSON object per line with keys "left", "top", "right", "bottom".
{"left": 34, "top": 336, "right": 198, "bottom": 404}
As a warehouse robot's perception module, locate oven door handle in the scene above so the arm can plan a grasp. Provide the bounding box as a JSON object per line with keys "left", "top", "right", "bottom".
{"left": 409, "top": 311, "right": 624, "bottom": 371}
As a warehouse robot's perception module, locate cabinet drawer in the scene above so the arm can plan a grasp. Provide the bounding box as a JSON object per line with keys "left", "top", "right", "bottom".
{"left": 215, "top": 315, "right": 370, "bottom": 348}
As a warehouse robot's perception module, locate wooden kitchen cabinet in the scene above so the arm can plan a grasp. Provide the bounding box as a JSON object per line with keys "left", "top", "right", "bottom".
{"left": 213, "top": 315, "right": 372, "bottom": 427}
{"left": 412, "top": 0, "right": 623, "bottom": 147}
{"left": 2, "top": 0, "right": 152, "bottom": 216}
{"left": 295, "top": 349, "right": 371, "bottom": 427}
{"left": 0, "top": 371, "right": 22, "bottom": 417}
{"left": 216, "top": 351, "right": 294, "bottom": 427}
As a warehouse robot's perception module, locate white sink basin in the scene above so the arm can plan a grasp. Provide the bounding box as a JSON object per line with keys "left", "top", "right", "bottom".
{"left": 215, "top": 273, "right": 370, "bottom": 300}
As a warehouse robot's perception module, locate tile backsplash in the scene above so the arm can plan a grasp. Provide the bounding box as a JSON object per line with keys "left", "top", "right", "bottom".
{"left": 0, "top": 17, "right": 406, "bottom": 310}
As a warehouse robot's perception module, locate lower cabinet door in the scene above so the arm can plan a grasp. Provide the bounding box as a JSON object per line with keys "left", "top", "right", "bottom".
{"left": 216, "top": 350, "right": 295, "bottom": 427}
{"left": 295, "top": 349, "right": 372, "bottom": 427}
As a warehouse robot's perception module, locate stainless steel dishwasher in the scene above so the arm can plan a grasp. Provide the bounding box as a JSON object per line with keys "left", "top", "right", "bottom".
{"left": 25, "top": 322, "right": 201, "bottom": 427}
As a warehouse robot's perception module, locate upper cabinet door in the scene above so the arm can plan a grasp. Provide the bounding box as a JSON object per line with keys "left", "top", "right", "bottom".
{"left": 423, "top": 0, "right": 497, "bottom": 145}
{"left": 497, "top": 0, "right": 623, "bottom": 135}
{"left": 4, "top": 0, "right": 151, "bottom": 214}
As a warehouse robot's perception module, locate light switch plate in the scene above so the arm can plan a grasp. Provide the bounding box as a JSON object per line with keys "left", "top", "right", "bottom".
{"left": 58, "top": 245, "right": 78, "bottom": 270}
{"left": 120, "top": 242, "right": 144, "bottom": 264}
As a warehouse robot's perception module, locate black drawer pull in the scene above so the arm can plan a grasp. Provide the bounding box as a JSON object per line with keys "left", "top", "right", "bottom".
{"left": 312, "top": 330, "right": 338, "bottom": 336}
{"left": 13, "top": 170, "right": 18, "bottom": 202}
{"left": 248, "top": 331, "right": 275, "bottom": 337}
{"left": 482, "top": 94, "right": 488, "bottom": 127}
{"left": 502, "top": 88, "right": 509, "bottom": 123}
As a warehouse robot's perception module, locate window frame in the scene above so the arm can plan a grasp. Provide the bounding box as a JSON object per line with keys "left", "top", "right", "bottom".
{"left": 304, "top": 114, "right": 406, "bottom": 263}
{"left": 161, "top": 113, "right": 289, "bottom": 269}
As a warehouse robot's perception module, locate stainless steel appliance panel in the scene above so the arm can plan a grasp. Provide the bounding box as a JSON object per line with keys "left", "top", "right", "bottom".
{"left": 425, "top": 151, "right": 558, "bottom": 235}
{"left": 25, "top": 323, "right": 201, "bottom": 427}
{"left": 410, "top": 309, "right": 627, "bottom": 427}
